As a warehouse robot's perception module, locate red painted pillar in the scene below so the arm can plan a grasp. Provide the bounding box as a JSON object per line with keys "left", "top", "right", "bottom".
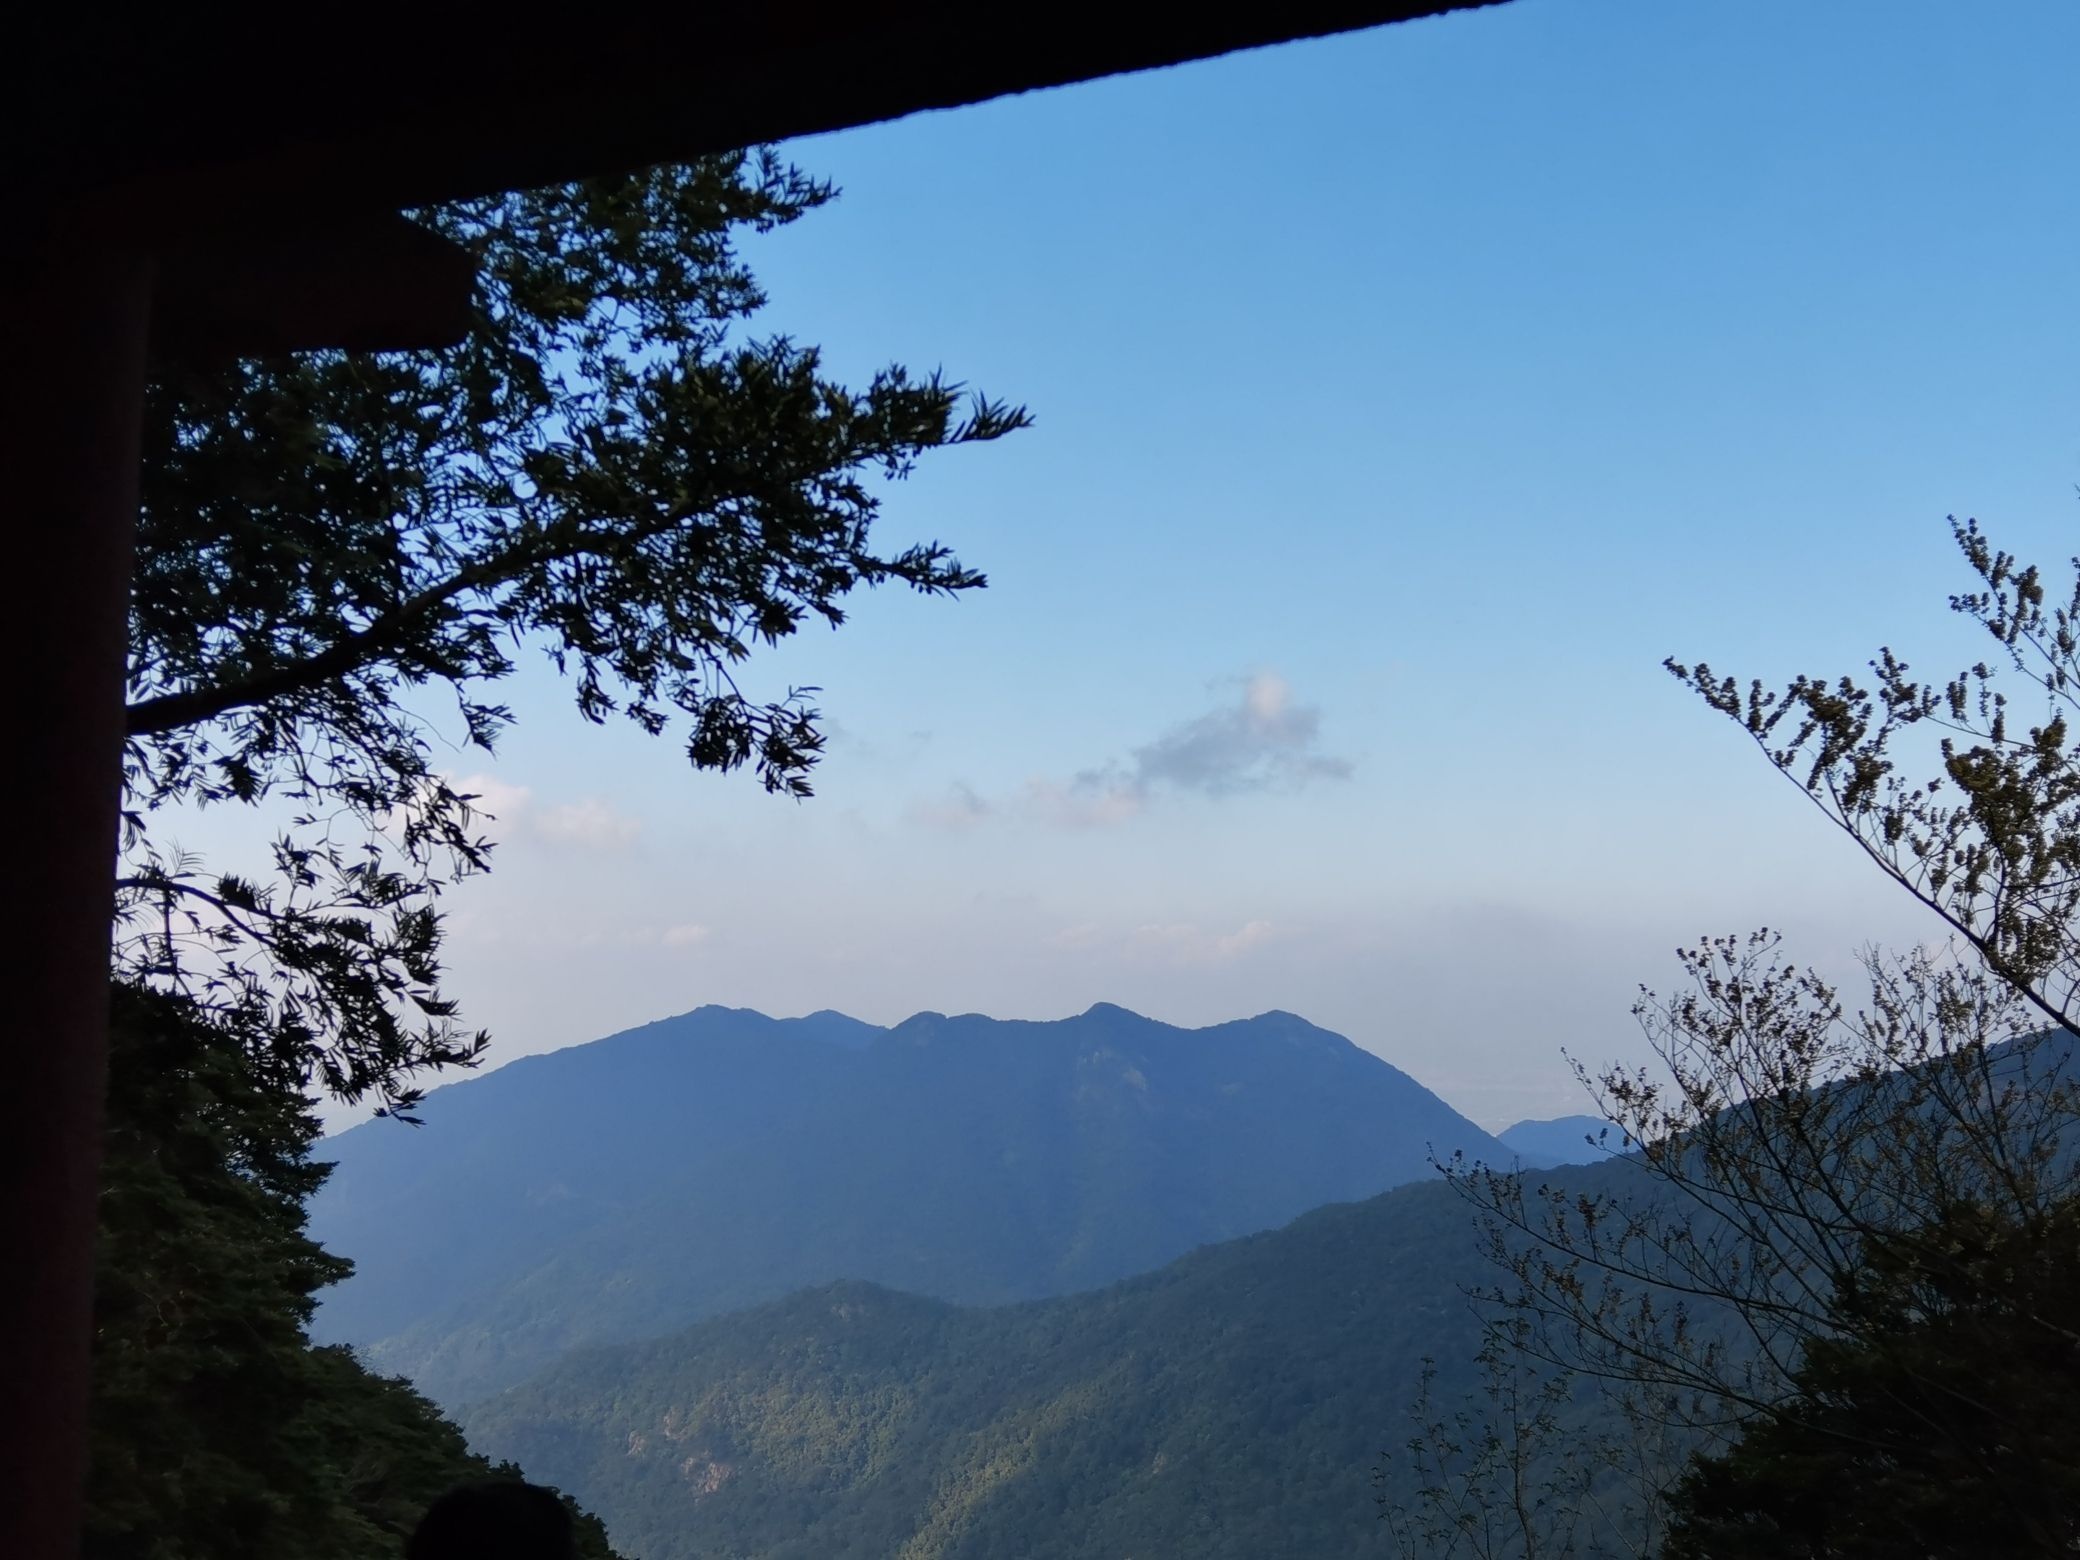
{"left": 0, "top": 224, "right": 154, "bottom": 1560}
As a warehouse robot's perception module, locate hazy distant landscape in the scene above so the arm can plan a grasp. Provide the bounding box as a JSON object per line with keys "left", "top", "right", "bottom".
{"left": 309, "top": 1002, "right": 2080, "bottom": 1559}
{"left": 312, "top": 1004, "right": 1558, "bottom": 1406}
{"left": 314, "top": 1003, "right": 1623, "bottom": 1558}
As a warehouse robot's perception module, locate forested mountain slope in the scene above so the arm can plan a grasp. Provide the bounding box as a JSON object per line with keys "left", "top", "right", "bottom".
{"left": 313, "top": 1003, "right": 1505, "bottom": 1406}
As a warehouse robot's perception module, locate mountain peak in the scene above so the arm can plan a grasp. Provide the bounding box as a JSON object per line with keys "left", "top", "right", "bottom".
{"left": 1078, "top": 1001, "right": 1149, "bottom": 1022}
{"left": 1496, "top": 1114, "right": 1620, "bottom": 1169}
{"left": 1249, "top": 1008, "right": 1315, "bottom": 1029}
{"left": 790, "top": 1010, "right": 884, "bottom": 1050}
{"left": 311, "top": 1002, "right": 1507, "bottom": 1408}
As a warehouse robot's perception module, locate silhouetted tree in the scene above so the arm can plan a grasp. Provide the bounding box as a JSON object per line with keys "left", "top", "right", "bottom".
{"left": 1668, "top": 519, "right": 2077, "bottom": 1039}
{"left": 1423, "top": 520, "right": 2080, "bottom": 1553}
{"left": 117, "top": 151, "right": 1024, "bottom": 1115}
{"left": 86, "top": 984, "right": 624, "bottom": 1560}
{"left": 1662, "top": 1200, "right": 2080, "bottom": 1559}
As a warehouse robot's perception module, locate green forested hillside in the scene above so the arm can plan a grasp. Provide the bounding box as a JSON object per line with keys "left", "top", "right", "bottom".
{"left": 87, "top": 986, "right": 623, "bottom": 1560}
{"left": 313, "top": 1003, "right": 1507, "bottom": 1407}
{"left": 459, "top": 1175, "right": 1547, "bottom": 1560}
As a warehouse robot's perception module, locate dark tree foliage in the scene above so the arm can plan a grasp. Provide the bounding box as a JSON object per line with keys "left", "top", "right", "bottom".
{"left": 89, "top": 985, "right": 347, "bottom": 1557}
{"left": 1669, "top": 518, "right": 2079, "bottom": 1038}
{"left": 1663, "top": 1200, "right": 2080, "bottom": 1559}
{"left": 1420, "top": 520, "right": 2080, "bottom": 1557}
{"left": 1446, "top": 526, "right": 2078, "bottom": 1409}
{"left": 118, "top": 151, "right": 1025, "bottom": 1116}
{"left": 86, "top": 983, "right": 623, "bottom": 1560}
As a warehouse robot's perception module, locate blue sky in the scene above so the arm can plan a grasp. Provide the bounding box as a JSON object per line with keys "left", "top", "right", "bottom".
{"left": 276, "top": 0, "right": 2076, "bottom": 1130}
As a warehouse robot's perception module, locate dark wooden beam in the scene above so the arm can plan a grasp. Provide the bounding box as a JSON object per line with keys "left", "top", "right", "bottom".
{"left": 151, "top": 212, "right": 477, "bottom": 361}
{"left": 0, "top": 224, "right": 155, "bottom": 1560}
{"left": 14, "top": 5, "right": 1499, "bottom": 221}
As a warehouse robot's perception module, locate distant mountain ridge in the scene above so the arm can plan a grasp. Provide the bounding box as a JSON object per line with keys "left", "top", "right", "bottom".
{"left": 454, "top": 1026, "right": 2080, "bottom": 1560}
{"left": 1498, "top": 1112, "right": 1623, "bottom": 1168}
{"left": 311, "top": 1002, "right": 1507, "bottom": 1406}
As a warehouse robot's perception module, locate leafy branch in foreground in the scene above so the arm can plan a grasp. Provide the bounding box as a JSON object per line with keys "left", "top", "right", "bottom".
{"left": 1407, "top": 520, "right": 2080, "bottom": 1557}
{"left": 1458, "top": 936, "right": 2071, "bottom": 1419}
{"left": 118, "top": 151, "right": 1026, "bottom": 1116}
{"left": 1668, "top": 518, "right": 2079, "bottom": 1036}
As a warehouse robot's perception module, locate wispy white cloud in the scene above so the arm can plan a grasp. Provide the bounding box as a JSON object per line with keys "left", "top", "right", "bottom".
{"left": 1107, "top": 672, "right": 1352, "bottom": 799}
{"left": 532, "top": 797, "right": 643, "bottom": 851}
{"left": 1215, "top": 919, "right": 1277, "bottom": 958}
{"left": 1124, "top": 918, "right": 1282, "bottom": 965}
{"left": 906, "top": 673, "right": 1348, "bottom": 834}
{"left": 383, "top": 772, "right": 532, "bottom": 847}
{"left": 451, "top": 773, "right": 534, "bottom": 830}
{"left": 661, "top": 922, "right": 711, "bottom": 948}
{"left": 430, "top": 773, "right": 641, "bottom": 852}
